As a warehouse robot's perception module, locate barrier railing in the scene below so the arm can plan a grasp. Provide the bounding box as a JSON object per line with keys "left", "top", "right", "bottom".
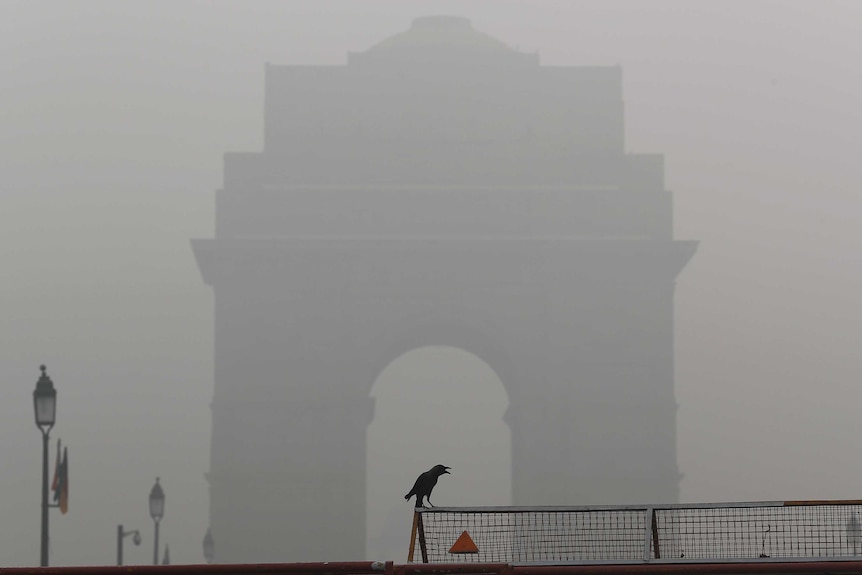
{"left": 411, "top": 500, "right": 862, "bottom": 563}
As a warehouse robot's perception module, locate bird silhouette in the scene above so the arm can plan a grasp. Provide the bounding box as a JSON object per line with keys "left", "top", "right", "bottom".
{"left": 405, "top": 465, "right": 450, "bottom": 508}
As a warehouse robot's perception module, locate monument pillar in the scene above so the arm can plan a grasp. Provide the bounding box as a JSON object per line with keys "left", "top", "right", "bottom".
{"left": 204, "top": 275, "right": 374, "bottom": 561}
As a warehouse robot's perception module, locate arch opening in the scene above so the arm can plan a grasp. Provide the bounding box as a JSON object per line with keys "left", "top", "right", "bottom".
{"left": 366, "top": 345, "right": 511, "bottom": 560}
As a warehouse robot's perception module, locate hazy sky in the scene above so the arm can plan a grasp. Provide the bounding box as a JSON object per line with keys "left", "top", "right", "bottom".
{"left": 2, "top": 0, "right": 862, "bottom": 566}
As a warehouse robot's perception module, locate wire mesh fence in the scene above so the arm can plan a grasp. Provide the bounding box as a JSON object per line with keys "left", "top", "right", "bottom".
{"left": 409, "top": 501, "right": 862, "bottom": 564}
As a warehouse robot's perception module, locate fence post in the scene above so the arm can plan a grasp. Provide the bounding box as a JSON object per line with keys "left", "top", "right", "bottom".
{"left": 643, "top": 508, "right": 655, "bottom": 562}
{"left": 408, "top": 512, "right": 419, "bottom": 563}
{"left": 417, "top": 512, "right": 429, "bottom": 563}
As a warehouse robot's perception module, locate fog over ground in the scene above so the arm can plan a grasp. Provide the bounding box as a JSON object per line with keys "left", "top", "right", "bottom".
{"left": 1, "top": 0, "right": 861, "bottom": 566}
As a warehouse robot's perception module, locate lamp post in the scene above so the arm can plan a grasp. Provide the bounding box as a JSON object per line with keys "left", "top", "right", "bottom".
{"left": 116, "top": 525, "right": 141, "bottom": 566}
{"left": 33, "top": 365, "right": 57, "bottom": 567}
{"left": 202, "top": 528, "right": 215, "bottom": 564}
{"left": 148, "top": 478, "right": 164, "bottom": 565}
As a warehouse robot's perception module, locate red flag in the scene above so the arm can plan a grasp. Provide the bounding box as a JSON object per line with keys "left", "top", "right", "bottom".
{"left": 51, "top": 439, "right": 61, "bottom": 493}
{"left": 59, "top": 447, "right": 69, "bottom": 514}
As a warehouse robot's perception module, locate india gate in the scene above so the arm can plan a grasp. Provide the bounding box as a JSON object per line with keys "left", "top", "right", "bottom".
{"left": 192, "top": 16, "right": 696, "bottom": 563}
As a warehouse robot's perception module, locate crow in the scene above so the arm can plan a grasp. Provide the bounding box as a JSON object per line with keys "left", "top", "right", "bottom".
{"left": 405, "top": 465, "right": 450, "bottom": 508}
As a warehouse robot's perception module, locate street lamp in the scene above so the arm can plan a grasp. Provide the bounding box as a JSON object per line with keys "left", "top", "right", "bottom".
{"left": 116, "top": 525, "right": 141, "bottom": 565}
{"left": 202, "top": 528, "right": 215, "bottom": 564}
{"left": 148, "top": 477, "right": 165, "bottom": 565}
{"left": 33, "top": 365, "right": 57, "bottom": 567}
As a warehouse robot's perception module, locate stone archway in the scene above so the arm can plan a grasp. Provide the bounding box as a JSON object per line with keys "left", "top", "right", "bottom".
{"left": 366, "top": 345, "right": 511, "bottom": 560}
{"left": 193, "top": 238, "right": 692, "bottom": 562}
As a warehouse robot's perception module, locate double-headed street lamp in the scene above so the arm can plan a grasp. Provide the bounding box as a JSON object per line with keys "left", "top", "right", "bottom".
{"left": 149, "top": 477, "right": 165, "bottom": 565}
{"left": 116, "top": 525, "right": 141, "bottom": 565}
{"left": 33, "top": 365, "right": 57, "bottom": 567}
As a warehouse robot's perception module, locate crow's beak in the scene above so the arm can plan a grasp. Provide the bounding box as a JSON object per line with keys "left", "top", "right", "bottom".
{"left": 444, "top": 467, "right": 451, "bottom": 474}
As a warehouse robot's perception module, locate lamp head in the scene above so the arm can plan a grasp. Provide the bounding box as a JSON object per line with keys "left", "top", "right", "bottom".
{"left": 33, "top": 365, "right": 57, "bottom": 430}
{"left": 148, "top": 477, "right": 165, "bottom": 521}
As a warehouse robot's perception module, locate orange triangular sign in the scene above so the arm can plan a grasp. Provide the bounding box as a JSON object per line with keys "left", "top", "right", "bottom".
{"left": 449, "top": 530, "right": 479, "bottom": 554}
